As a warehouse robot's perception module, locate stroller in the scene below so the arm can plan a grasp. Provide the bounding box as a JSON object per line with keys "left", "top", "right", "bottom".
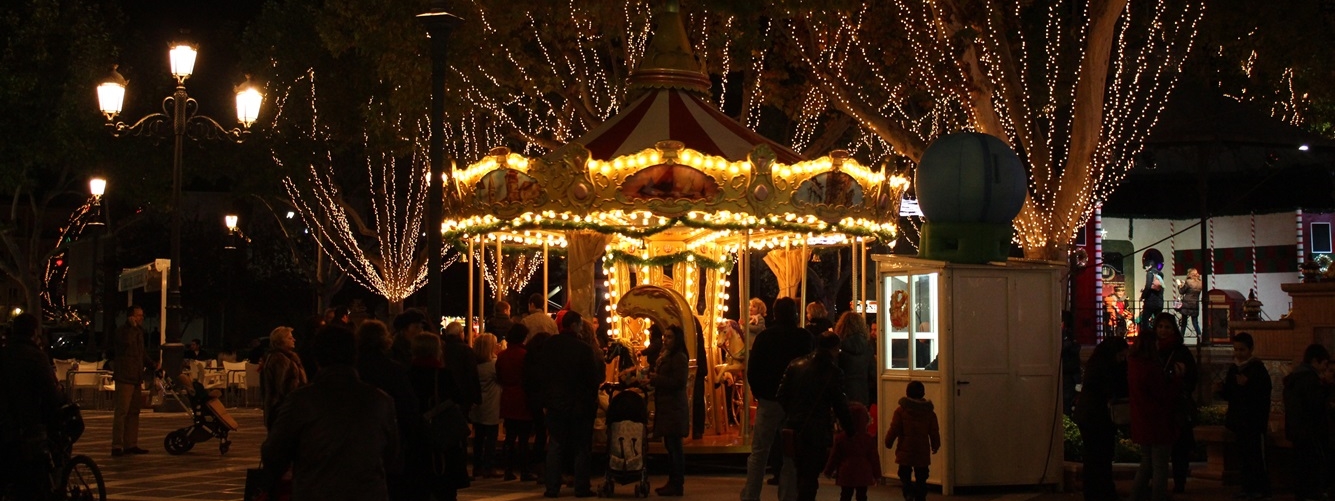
{"left": 598, "top": 382, "right": 650, "bottom": 498}
{"left": 163, "top": 374, "right": 239, "bottom": 455}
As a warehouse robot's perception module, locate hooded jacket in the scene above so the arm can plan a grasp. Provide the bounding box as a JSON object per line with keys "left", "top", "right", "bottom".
{"left": 1283, "top": 362, "right": 1329, "bottom": 443}
{"left": 885, "top": 397, "right": 940, "bottom": 468}
{"left": 837, "top": 333, "right": 877, "bottom": 405}
{"left": 823, "top": 404, "right": 882, "bottom": 487}
{"left": 1221, "top": 357, "right": 1270, "bottom": 434}
{"left": 776, "top": 351, "right": 854, "bottom": 448}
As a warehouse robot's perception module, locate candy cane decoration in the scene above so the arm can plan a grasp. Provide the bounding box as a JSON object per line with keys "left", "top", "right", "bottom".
{"left": 1095, "top": 205, "right": 1105, "bottom": 340}
{"left": 1251, "top": 212, "right": 1258, "bottom": 294}
{"left": 1297, "top": 209, "right": 1306, "bottom": 280}
{"left": 1209, "top": 218, "right": 1217, "bottom": 276}
{"left": 1170, "top": 220, "right": 1177, "bottom": 303}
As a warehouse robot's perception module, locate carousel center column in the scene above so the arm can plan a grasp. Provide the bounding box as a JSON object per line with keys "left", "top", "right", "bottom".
{"left": 568, "top": 230, "right": 613, "bottom": 320}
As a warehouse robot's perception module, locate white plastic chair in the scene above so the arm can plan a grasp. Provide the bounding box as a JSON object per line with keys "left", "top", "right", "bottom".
{"left": 68, "top": 362, "right": 111, "bottom": 409}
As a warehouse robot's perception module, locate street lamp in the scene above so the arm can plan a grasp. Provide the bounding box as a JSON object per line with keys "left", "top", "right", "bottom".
{"left": 88, "top": 177, "right": 107, "bottom": 227}
{"left": 97, "top": 44, "right": 262, "bottom": 346}
{"left": 418, "top": 2, "right": 461, "bottom": 327}
{"left": 224, "top": 215, "right": 240, "bottom": 250}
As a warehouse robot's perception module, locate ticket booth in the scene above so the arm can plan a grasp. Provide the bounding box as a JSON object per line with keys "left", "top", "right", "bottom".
{"left": 875, "top": 255, "right": 1063, "bottom": 494}
{"left": 1207, "top": 289, "right": 1245, "bottom": 343}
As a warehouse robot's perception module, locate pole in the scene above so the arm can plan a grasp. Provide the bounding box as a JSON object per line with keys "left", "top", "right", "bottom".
{"left": 418, "top": 3, "right": 461, "bottom": 329}
{"left": 165, "top": 83, "right": 188, "bottom": 352}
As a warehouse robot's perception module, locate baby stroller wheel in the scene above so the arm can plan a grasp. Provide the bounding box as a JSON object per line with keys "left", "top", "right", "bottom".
{"left": 219, "top": 438, "right": 231, "bottom": 455}
{"left": 633, "top": 481, "right": 648, "bottom": 498}
{"left": 164, "top": 429, "right": 193, "bottom": 455}
{"left": 598, "top": 479, "right": 613, "bottom": 498}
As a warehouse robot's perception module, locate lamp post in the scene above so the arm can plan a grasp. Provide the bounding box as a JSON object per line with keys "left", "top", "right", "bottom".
{"left": 97, "top": 44, "right": 262, "bottom": 347}
{"left": 417, "top": 3, "right": 461, "bottom": 329}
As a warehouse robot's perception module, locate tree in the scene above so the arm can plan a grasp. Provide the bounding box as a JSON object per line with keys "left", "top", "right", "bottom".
{"left": 0, "top": 0, "right": 122, "bottom": 316}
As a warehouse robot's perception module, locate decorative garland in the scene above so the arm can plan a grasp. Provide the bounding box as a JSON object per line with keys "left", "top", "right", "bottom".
{"left": 603, "top": 248, "right": 733, "bottom": 272}
{"left": 443, "top": 213, "right": 895, "bottom": 249}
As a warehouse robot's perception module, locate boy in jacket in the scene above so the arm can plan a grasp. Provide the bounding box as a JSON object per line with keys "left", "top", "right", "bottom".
{"left": 824, "top": 402, "right": 881, "bottom": 501}
{"left": 1220, "top": 332, "right": 1271, "bottom": 500}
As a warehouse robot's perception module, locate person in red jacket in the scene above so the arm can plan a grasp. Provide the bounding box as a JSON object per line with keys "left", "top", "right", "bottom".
{"left": 496, "top": 324, "right": 535, "bottom": 482}
{"left": 1128, "top": 314, "right": 1185, "bottom": 501}
{"left": 885, "top": 381, "right": 940, "bottom": 501}
{"left": 824, "top": 402, "right": 881, "bottom": 501}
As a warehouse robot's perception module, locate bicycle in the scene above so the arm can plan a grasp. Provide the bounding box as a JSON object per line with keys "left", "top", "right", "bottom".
{"left": 1, "top": 403, "right": 105, "bottom": 501}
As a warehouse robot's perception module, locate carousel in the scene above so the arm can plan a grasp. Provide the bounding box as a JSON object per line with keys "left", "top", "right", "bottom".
{"left": 443, "top": 2, "right": 909, "bottom": 448}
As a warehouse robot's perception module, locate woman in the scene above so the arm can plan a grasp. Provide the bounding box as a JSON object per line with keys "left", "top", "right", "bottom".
{"left": 496, "top": 325, "right": 535, "bottom": 481}
{"left": 833, "top": 312, "right": 877, "bottom": 406}
{"left": 260, "top": 326, "right": 308, "bottom": 430}
{"left": 651, "top": 325, "right": 690, "bottom": 496}
{"left": 1072, "top": 337, "right": 1128, "bottom": 501}
{"left": 470, "top": 333, "right": 502, "bottom": 479}
{"left": 1128, "top": 314, "right": 1185, "bottom": 501}
{"left": 747, "top": 298, "right": 768, "bottom": 338}
{"left": 409, "top": 333, "right": 467, "bottom": 500}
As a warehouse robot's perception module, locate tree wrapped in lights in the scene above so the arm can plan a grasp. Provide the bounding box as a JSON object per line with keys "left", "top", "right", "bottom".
{"left": 478, "top": 248, "right": 544, "bottom": 302}
{"left": 782, "top": 0, "right": 1205, "bottom": 259}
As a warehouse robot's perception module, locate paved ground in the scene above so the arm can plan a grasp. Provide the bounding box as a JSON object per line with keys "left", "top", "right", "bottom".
{"left": 76, "top": 408, "right": 1245, "bottom": 501}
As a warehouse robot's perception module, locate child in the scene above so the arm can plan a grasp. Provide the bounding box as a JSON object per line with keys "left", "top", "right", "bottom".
{"left": 824, "top": 402, "right": 882, "bottom": 501}
{"left": 1220, "top": 332, "right": 1271, "bottom": 500}
{"left": 885, "top": 381, "right": 940, "bottom": 501}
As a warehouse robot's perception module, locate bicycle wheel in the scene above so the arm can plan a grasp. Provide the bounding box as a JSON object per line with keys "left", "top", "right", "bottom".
{"left": 59, "top": 455, "right": 105, "bottom": 501}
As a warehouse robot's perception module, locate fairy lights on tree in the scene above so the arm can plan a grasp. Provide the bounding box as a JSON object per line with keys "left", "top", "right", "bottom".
{"left": 477, "top": 248, "right": 544, "bottom": 302}
{"left": 782, "top": 0, "right": 1205, "bottom": 259}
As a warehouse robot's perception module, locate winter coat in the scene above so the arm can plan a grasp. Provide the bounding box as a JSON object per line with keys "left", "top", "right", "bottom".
{"left": 521, "top": 311, "right": 558, "bottom": 343}
{"left": 531, "top": 332, "right": 605, "bottom": 416}
{"left": 495, "top": 345, "right": 531, "bottom": 421}
{"left": 1179, "top": 276, "right": 1202, "bottom": 315}
{"left": 837, "top": 333, "right": 877, "bottom": 405}
{"left": 885, "top": 397, "right": 940, "bottom": 468}
{"left": 261, "top": 347, "right": 308, "bottom": 429}
{"left": 748, "top": 322, "right": 815, "bottom": 401}
{"left": 408, "top": 358, "right": 470, "bottom": 490}
{"left": 776, "top": 352, "right": 854, "bottom": 449}
{"left": 1127, "top": 352, "right": 1182, "bottom": 445}
{"left": 651, "top": 350, "right": 689, "bottom": 438}
{"left": 1073, "top": 358, "right": 1127, "bottom": 428}
{"left": 1283, "top": 363, "right": 1329, "bottom": 443}
{"left": 261, "top": 365, "right": 399, "bottom": 501}
{"left": 1221, "top": 357, "right": 1271, "bottom": 434}
{"left": 806, "top": 317, "right": 834, "bottom": 339}
{"left": 356, "top": 348, "right": 423, "bottom": 445}
{"left": 485, "top": 314, "right": 514, "bottom": 338}
{"left": 442, "top": 336, "right": 481, "bottom": 410}
{"left": 112, "top": 323, "right": 147, "bottom": 384}
{"left": 824, "top": 409, "right": 881, "bottom": 487}
{"left": 1160, "top": 342, "right": 1199, "bottom": 427}
{"left": 469, "top": 360, "right": 501, "bottom": 425}
{"left": 0, "top": 336, "right": 65, "bottom": 443}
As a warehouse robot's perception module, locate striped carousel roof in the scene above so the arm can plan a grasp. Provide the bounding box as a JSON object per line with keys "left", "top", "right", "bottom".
{"left": 575, "top": 88, "right": 804, "bottom": 165}
{"left": 569, "top": 1, "right": 803, "bottom": 165}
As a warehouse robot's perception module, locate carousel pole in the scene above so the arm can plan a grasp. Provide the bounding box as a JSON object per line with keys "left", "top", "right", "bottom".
{"left": 543, "top": 241, "right": 549, "bottom": 313}
{"left": 860, "top": 239, "right": 868, "bottom": 315}
{"left": 467, "top": 239, "right": 475, "bottom": 337}
{"left": 799, "top": 240, "right": 808, "bottom": 326}
{"left": 741, "top": 231, "right": 752, "bottom": 443}
{"left": 478, "top": 239, "right": 486, "bottom": 340}
{"left": 851, "top": 239, "right": 859, "bottom": 314}
{"left": 496, "top": 237, "right": 505, "bottom": 321}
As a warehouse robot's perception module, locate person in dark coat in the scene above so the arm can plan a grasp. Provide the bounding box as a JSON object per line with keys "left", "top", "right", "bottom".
{"left": 650, "top": 325, "right": 690, "bottom": 496}
{"left": 1072, "top": 337, "right": 1128, "bottom": 501}
{"left": 261, "top": 325, "right": 400, "bottom": 501}
{"left": 497, "top": 324, "right": 535, "bottom": 481}
{"left": 408, "top": 330, "right": 469, "bottom": 500}
{"left": 261, "top": 326, "right": 308, "bottom": 430}
{"left": 111, "top": 305, "right": 150, "bottom": 456}
{"left": 823, "top": 402, "right": 881, "bottom": 501}
{"left": 390, "top": 309, "right": 427, "bottom": 366}
{"left": 1284, "top": 343, "right": 1330, "bottom": 501}
{"left": 355, "top": 320, "right": 423, "bottom": 501}
{"left": 741, "top": 297, "right": 814, "bottom": 501}
{"left": 885, "top": 381, "right": 940, "bottom": 501}
{"left": 532, "top": 311, "right": 605, "bottom": 497}
{"left": 0, "top": 313, "right": 67, "bottom": 498}
{"left": 833, "top": 312, "right": 876, "bottom": 406}
{"left": 1128, "top": 315, "right": 1184, "bottom": 501}
{"left": 485, "top": 300, "right": 515, "bottom": 339}
{"left": 442, "top": 322, "right": 482, "bottom": 418}
{"left": 777, "top": 333, "right": 855, "bottom": 501}
{"left": 1219, "top": 332, "right": 1271, "bottom": 499}
{"left": 1156, "top": 313, "right": 1197, "bottom": 493}
{"left": 522, "top": 325, "right": 554, "bottom": 471}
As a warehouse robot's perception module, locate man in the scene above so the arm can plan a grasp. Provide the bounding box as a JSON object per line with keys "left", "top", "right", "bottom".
{"left": 1284, "top": 343, "right": 1331, "bottom": 501}
{"left": 261, "top": 325, "right": 400, "bottom": 501}
{"left": 390, "top": 309, "right": 427, "bottom": 366}
{"left": 520, "top": 293, "right": 558, "bottom": 344}
{"left": 777, "top": 333, "right": 855, "bottom": 501}
{"left": 1176, "top": 268, "right": 1202, "bottom": 337}
{"left": 485, "top": 300, "right": 515, "bottom": 338}
{"left": 1138, "top": 252, "right": 1165, "bottom": 332}
{"left": 1220, "top": 332, "right": 1271, "bottom": 500}
{"left": 183, "top": 339, "right": 209, "bottom": 361}
{"left": 1156, "top": 313, "right": 1197, "bottom": 493}
{"left": 0, "top": 313, "right": 67, "bottom": 497}
{"left": 741, "top": 297, "right": 815, "bottom": 501}
{"left": 532, "top": 311, "right": 604, "bottom": 498}
{"left": 442, "top": 322, "right": 482, "bottom": 418}
{"left": 112, "top": 305, "right": 151, "bottom": 456}
{"left": 354, "top": 320, "right": 421, "bottom": 501}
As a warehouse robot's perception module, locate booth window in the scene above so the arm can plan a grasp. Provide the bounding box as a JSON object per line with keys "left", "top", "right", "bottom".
{"left": 1313, "top": 222, "right": 1332, "bottom": 254}
{"left": 884, "top": 272, "right": 939, "bottom": 370}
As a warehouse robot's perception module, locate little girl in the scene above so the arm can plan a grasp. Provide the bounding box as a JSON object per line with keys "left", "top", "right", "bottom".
{"left": 824, "top": 402, "right": 881, "bottom": 501}
{"left": 885, "top": 381, "right": 940, "bottom": 501}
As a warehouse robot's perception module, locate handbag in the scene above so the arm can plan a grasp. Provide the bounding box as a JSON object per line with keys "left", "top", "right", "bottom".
{"left": 424, "top": 373, "right": 471, "bottom": 449}
{"left": 244, "top": 464, "right": 291, "bottom": 501}
{"left": 1108, "top": 397, "right": 1131, "bottom": 426}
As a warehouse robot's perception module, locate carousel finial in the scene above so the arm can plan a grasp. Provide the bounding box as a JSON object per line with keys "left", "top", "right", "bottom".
{"left": 627, "top": 0, "right": 711, "bottom": 97}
